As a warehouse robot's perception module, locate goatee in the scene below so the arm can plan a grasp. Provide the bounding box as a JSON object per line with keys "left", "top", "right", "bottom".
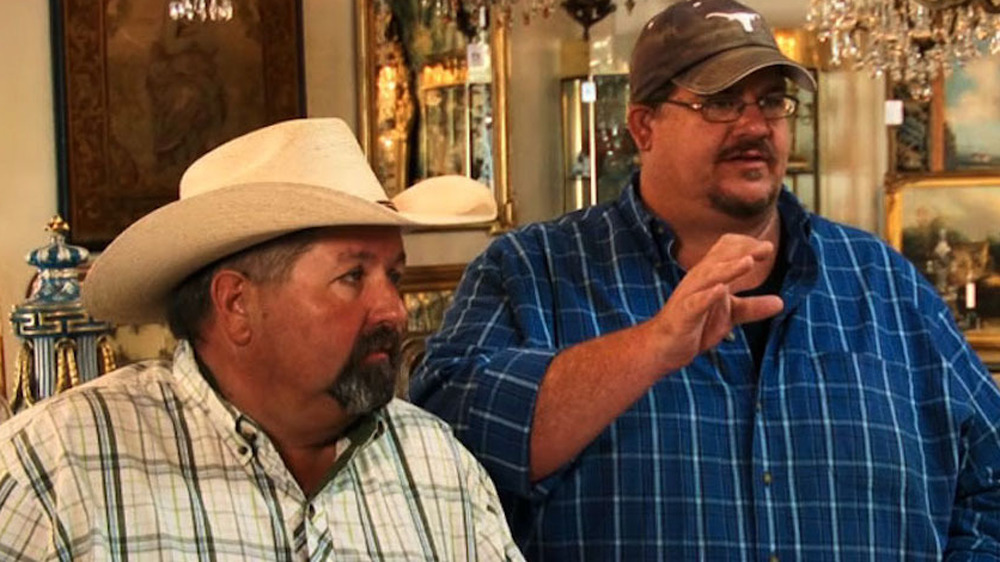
{"left": 711, "top": 138, "right": 782, "bottom": 219}
{"left": 709, "top": 176, "right": 780, "bottom": 219}
{"left": 328, "top": 325, "right": 401, "bottom": 415}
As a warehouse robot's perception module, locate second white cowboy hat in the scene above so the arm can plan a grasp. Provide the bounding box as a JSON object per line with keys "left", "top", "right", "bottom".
{"left": 81, "top": 117, "right": 496, "bottom": 325}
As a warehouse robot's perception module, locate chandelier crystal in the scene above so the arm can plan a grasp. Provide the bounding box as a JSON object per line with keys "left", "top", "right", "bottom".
{"left": 168, "top": 0, "right": 235, "bottom": 23}
{"left": 805, "top": 0, "right": 1000, "bottom": 100}
{"left": 431, "top": 0, "right": 634, "bottom": 27}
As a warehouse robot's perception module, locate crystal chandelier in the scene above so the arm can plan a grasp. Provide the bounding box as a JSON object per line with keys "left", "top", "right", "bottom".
{"left": 168, "top": 0, "right": 235, "bottom": 23}
{"left": 806, "top": 0, "right": 1000, "bottom": 100}
{"left": 429, "top": 0, "right": 634, "bottom": 27}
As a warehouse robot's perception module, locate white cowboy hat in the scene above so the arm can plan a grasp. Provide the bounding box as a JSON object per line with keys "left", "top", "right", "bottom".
{"left": 81, "top": 117, "right": 496, "bottom": 325}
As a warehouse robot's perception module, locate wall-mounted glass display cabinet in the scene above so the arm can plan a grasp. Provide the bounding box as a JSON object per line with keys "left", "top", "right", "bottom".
{"left": 560, "top": 74, "right": 637, "bottom": 212}
{"left": 357, "top": 0, "right": 513, "bottom": 230}
{"left": 784, "top": 70, "right": 820, "bottom": 214}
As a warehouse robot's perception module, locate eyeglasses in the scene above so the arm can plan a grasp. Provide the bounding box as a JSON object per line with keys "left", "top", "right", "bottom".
{"left": 660, "top": 93, "right": 799, "bottom": 123}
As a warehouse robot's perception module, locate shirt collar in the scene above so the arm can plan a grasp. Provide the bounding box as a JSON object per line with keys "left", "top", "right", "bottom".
{"left": 169, "top": 341, "right": 387, "bottom": 468}
{"left": 613, "top": 172, "right": 816, "bottom": 284}
{"left": 615, "top": 171, "right": 678, "bottom": 269}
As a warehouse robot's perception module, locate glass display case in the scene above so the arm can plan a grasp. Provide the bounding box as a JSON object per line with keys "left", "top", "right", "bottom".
{"left": 358, "top": 0, "right": 514, "bottom": 229}
{"left": 560, "top": 74, "right": 637, "bottom": 212}
{"left": 418, "top": 66, "right": 494, "bottom": 187}
{"left": 784, "top": 70, "right": 820, "bottom": 213}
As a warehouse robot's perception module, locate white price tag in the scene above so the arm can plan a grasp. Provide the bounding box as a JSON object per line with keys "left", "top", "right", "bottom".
{"left": 581, "top": 80, "right": 597, "bottom": 103}
{"left": 466, "top": 42, "right": 491, "bottom": 84}
{"left": 885, "top": 99, "right": 904, "bottom": 126}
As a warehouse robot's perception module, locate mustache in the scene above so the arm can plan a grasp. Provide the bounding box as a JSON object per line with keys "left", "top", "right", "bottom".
{"left": 350, "top": 325, "right": 402, "bottom": 365}
{"left": 717, "top": 139, "right": 776, "bottom": 163}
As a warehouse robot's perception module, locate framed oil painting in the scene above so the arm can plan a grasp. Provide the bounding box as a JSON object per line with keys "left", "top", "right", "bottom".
{"left": 943, "top": 54, "right": 1000, "bottom": 171}
{"left": 886, "top": 174, "right": 1000, "bottom": 353}
{"left": 51, "top": 0, "right": 304, "bottom": 248}
{"left": 890, "top": 51, "right": 1000, "bottom": 176}
{"left": 356, "top": 0, "right": 513, "bottom": 231}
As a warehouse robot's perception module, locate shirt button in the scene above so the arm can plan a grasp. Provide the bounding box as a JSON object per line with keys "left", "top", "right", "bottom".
{"left": 307, "top": 503, "right": 316, "bottom": 518}
{"left": 755, "top": 401, "right": 762, "bottom": 412}
{"left": 763, "top": 472, "right": 773, "bottom": 485}
{"left": 237, "top": 445, "right": 249, "bottom": 456}
{"left": 769, "top": 555, "right": 779, "bottom": 562}
{"left": 724, "top": 331, "right": 736, "bottom": 342}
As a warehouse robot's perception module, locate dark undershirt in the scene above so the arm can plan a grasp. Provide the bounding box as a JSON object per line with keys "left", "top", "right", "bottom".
{"left": 734, "top": 230, "right": 787, "bottom": 374}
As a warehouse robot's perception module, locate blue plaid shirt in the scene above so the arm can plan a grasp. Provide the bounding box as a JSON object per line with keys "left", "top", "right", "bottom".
{"left": 411, "top": 178, "right": 1000, "bottom": 561}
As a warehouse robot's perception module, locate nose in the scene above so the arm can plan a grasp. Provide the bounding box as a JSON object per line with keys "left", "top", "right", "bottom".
{"left": 733, "top": 100, "right": 771, "bottom": 135}
{"left": 732, "top": 98, "right": 777, "bottom": 138}
{"left": 368, "top": 274, "right": 408, "bottom": 330}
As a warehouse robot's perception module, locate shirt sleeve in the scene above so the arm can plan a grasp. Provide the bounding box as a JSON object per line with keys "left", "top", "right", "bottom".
{"left": 411, "top": 233, "right": 563, "bottom": 499}
{"left": 462, "top": 444, "right": 527, "bottom": 561}
{"left": 931, "top": 307, "right": 1000, "bottom": 558}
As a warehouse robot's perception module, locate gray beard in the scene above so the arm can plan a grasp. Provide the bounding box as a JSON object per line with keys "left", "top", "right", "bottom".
{"left": 327, "top": 327, "right": 400, "bottom": 415}
{"left": 328, "top": 360, "right": 397, "bottom": 415}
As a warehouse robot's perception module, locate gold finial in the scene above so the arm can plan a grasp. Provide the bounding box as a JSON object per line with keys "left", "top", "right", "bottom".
{"left": 46, "top": 215, "right": 70, "bottom": 237}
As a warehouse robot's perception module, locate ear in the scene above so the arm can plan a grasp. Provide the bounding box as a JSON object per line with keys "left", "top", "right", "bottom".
{"left": 210, "top": 270, "right": 254, "bottom": 346}
{"left": 626, "top": 104, "right": 656, "bottom": 152}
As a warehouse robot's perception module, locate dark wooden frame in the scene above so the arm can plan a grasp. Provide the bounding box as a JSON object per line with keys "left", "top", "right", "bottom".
{"left": 50, "top": 0, "right": 305, "bottom": 249}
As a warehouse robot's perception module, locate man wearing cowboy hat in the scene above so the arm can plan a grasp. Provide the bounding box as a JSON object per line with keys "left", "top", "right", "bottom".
{"left": 0, "top": 118, "right": 523, "bottom": 560}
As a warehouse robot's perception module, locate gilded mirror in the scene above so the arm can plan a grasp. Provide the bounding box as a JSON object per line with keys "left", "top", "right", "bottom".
{"left": 357, "top": 0, "right": 512, "bottom": 230}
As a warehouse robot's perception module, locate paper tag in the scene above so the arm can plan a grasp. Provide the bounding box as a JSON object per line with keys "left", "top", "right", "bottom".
{"left": 967, "top": 281, "right": 977, "bottom": 310}
{"left": 885, "top": 100, "right": 904, "bottom": 126}
{"left": 466, "top": 42, "right": 491, "bottom": 83}
{"left": 581, "top": 80, "right": 597, "bottom": 103}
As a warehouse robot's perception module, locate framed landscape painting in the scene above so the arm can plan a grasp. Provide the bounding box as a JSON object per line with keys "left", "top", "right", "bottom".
{"left": 943, "top": 54, "right": 1000, "bottom": 171}
{"left": 890, "top": 51, "right": 1000, "bottom": 176}
{"left": 886, "top": 174, "right": 1000, "bottom": 352}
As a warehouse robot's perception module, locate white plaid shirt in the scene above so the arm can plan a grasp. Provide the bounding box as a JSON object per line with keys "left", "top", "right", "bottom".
{"left": 0, "top": 341, "right": 523, "bottom": 561}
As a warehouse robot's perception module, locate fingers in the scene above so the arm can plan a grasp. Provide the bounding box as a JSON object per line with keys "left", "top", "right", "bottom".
{"left": 731, "top": 295, "right": 784, "bottom": 325}
{"left": 681, "top": 235, "right": 774, "bottom": 290}
{"left": 680, "top": 254, "right": 756, "bottom": 296}
{"left": 705, "top": 233, "right": 775, "bottom": 263}
{"left": 680, "top": 282, "right": 728, "bottom": 319}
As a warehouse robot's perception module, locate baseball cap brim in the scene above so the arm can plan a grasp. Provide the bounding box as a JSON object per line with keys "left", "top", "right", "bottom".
{"left": 673, "top": 45, "right": 817, "bottom": 95}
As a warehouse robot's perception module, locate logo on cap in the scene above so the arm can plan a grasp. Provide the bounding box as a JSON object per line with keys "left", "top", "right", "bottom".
{"left": 705, "top": 11, "right": 760, "bottom": 32}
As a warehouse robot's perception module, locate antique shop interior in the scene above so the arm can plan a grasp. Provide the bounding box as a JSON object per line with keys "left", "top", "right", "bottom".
{"left": 2, "top": 0, "right": 1000, "bottom": 401}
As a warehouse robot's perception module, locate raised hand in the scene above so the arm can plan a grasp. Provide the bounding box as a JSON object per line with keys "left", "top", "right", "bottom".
{"left": 643, "top": 233, "right": 784, "bottom": 373}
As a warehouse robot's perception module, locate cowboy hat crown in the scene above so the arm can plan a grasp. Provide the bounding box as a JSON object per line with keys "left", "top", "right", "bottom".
{"left": 81, "top": 118, "right": 496, "bottom": 325}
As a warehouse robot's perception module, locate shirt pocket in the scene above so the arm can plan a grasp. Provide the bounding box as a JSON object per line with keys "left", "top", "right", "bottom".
{"left": 779, "top": 352, "right": 935, "bottom": 515}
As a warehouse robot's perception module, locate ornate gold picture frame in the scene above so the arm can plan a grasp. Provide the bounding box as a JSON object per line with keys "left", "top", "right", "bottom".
{"left": 395, "top": 263, "right": 466, "bottom": 397}
{"left": 356, "top": 0, "right": 513, "bottom": 231}
{"left": 885, "top": 173, "right": 1000, "bottom": 358}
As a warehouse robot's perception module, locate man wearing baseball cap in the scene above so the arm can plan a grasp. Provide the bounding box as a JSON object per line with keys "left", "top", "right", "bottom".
{"left": 412, "top": 1, "right": 1000, "bottom": 559}
{"left": 0, "top": 118, "right": 524, "bottom": 560}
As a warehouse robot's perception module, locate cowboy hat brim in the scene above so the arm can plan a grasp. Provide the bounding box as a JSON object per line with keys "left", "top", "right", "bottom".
{"left": 82, "top": 179, "right": 494, "bottom": 325}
